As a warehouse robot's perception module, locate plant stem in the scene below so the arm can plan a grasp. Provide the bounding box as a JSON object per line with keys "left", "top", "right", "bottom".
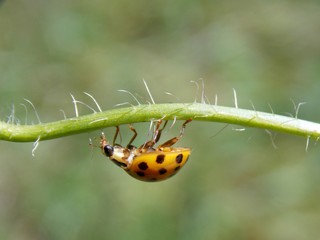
{"left": 1, "top": 103, "right": 319, "bottom": 142}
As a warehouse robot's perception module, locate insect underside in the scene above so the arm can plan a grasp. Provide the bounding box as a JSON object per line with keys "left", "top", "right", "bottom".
{"left": 100, "top": 119, "right": 192, "bottom": 182}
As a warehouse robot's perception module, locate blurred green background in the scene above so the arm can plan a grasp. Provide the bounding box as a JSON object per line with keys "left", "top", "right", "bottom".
{"left": 1, "top": 1, "right": 320, "bottom": 239}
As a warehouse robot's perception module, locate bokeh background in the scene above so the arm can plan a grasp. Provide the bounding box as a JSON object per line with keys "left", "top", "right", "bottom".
{"left": 1, "top": 1, "right": 320, "bottom": 239}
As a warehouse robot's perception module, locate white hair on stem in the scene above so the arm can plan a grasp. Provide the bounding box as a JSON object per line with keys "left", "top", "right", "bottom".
{"left": 190, "top": 80, "right": 199, "bottom": 103}
{"left": 268, "top": 103, "right": 274, "bottom": 114}
{"left": 32, "top": 136, "right": 41, "bottom": 157}
{"left": 89, "top": 117, "right": 109, "bottom": 125}
{"left": 250, "top": 100, "right": 258, "bottom": 115}
{"left": 265, "top": 129, "right": 277, "bottom": 149}
{"left": 200, "top": 79, "right": 206, "bottom": 104}
{"left": 190, "top": 79, "right": 208, "bottom": 104}
{"left": 117, "top": 90, "right": 141, "bottom": 106}
{"left": 232, "top": 127, "right": 246, "bottom": 132}
{"left": 7, "top": 103, "right": 15, "bottom": 124}
{"left": 170, "top": 116, "right": 177, "bottom": 129}
{"left": 20, "top": 103, "right": 28, "bottom": 124}
{"left": 70, "top": 93, "right": 101, "bottom": 116}
{"left": 165, "top": 92, "right": 181, "bottom": 101}
{"left": 70, "top": 94, "right": 79, "bottom": 117}
{"left": 290, "top": 99, "right": 306, "bottom": 119}
{"left": 233, "top": 88, "right": 238, "bottom": 109}
{"left": 73, "top": 100, "right": 97, "bottom": 113}
{"left": 24, "top": 98, "right": 41, "bottom": 124}
{"left": 59, "top": 109, "right": 67, "bottom": 120}
{"left": 204, "top": 94, "right": 211, "bottom": 105}
{"left": 249, "top": 100, "right": 256, "bottom": 111}
{"left": 84, "top": 92, "right": 103, "bottom": 112}
{"left": 305, "top": 135, "right": 310, "bottom": 152}
{"left": 114, "top": 102, "right": 135, "bottom": 108}
{"left": 143, "top": 79, "right": 155, "bottom": 104}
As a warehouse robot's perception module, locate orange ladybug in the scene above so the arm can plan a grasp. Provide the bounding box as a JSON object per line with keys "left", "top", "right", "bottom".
{"left": 100, "top": 119, "right": 191, "bottom": 182}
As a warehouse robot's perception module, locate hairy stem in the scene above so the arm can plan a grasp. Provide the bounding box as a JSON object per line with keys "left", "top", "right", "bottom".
{"left": 0, "top": 103, "right": 319, "bottom": 142}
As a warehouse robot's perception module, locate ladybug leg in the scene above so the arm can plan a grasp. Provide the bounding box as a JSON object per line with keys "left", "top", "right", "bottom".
{"left": 127, "top": 124, "right": 137, "bottom": 148}
{"left": 99, "top": 132, "right": 107, "bottom": 151}
{"left": 153, "top": 120, "right": 168, "bottom": 144}
{"left": 158, "top": 119, "right": 192, "bottom": 148}
{"left": 139, "top": 120, "right": 168, "bottom": 150}
{"left": 112, "top": 126, "right": 121, "bottom": 145}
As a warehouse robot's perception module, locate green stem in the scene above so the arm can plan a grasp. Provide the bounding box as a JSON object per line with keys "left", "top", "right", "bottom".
{"left": 1, "top": 103, "right": 319, "bottom": 142}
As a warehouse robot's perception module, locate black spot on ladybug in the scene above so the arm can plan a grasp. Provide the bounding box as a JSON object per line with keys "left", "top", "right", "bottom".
{"left": 156, "top": 154, "right": 165, "bottom": 164}
{"left": 174, "top": 166, "right": 181, "bottom": 171}
{"left": 138, "top": 162, "right": 148, "bottom": 170}
{"left": 176, "top": 154, "right": 183, "bottom": 164}
{"left": 136, "top": 171, "right": 145, "bottom": 177}
{"left": 159, "top": 168, "right": 167, "bottom": 175}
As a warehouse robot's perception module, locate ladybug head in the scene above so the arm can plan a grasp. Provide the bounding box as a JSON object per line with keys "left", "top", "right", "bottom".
{"left": 99, "top": 133, "right": 112, "bottom": 157}
{"left": 103, "top": 145, "right": 114, "bottom": 157}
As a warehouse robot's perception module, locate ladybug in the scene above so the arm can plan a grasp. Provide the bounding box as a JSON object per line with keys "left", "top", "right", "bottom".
{"left": 100, "top": 119, "right": 192, "bottom": 182}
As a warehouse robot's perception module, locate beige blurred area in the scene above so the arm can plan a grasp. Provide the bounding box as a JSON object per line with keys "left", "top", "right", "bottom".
{"left": 1, "top": 1, "right": 320, "bottom": 239}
